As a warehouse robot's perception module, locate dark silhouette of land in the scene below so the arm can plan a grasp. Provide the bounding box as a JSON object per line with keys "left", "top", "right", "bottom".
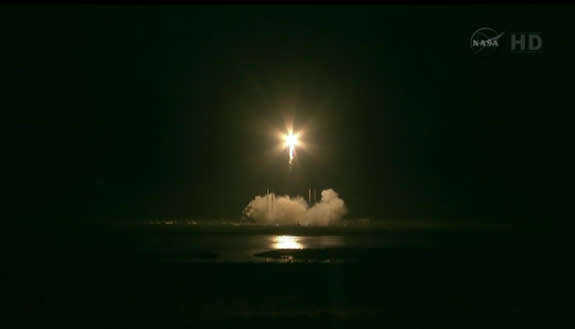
{"left": 4, "top": 224, "right": 575, "bottom": 328}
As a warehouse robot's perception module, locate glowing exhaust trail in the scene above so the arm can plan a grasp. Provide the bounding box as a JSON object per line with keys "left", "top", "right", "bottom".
{"left": 284, "top": 132, "right": 298, "bottom": 166}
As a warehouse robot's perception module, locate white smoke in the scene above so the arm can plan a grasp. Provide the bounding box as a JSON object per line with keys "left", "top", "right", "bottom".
{"left": 243, "top": 189, "right": 347, "bottom": 226}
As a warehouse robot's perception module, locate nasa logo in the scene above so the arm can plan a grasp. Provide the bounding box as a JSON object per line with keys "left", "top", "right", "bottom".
{"left": 470, "top": 27, "right": 505, "bottom": 55}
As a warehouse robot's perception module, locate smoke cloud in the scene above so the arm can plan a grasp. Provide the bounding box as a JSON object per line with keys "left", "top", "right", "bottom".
{"left": 243, "top": 189, "right": 347, "bottom": 226}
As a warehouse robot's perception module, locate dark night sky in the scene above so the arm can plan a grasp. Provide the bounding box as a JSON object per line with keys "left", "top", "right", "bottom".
{"left": 3, "top": 5, "right": 574, "bottom": 224}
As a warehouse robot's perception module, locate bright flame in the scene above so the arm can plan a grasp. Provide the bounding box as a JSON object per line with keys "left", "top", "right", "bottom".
{"left": 283, "top": 132, "right": 299, "bottom": 165}
{"left": 271, "top": 235, "right": 303, "bottom": 249}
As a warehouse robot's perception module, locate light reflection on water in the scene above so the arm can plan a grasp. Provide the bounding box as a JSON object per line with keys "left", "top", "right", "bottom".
{"left": 268, "top": 235, "right": 344, "bottom": 250}
{"left": 261, "top": 235, "right": 347, "bottom": 263}
{"left": 170, "top": 234, "right": 349, "bottom": 262}
{"left": 271, "top": 236, "right": 303, "bottom": 249}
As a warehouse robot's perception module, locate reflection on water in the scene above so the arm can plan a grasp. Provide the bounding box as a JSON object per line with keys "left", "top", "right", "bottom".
{"left": 126, "top": 226, "right": 547, "bottom": 263}
{"left": 169, "top": 234, "right": 348, "bottom": 262}
{"left": 268, "top": 235, "right": 344, "bottom": 250}
{"left": 261, "top": 235, "right": 347, "bottom": 263}
{"left": 271, "top": 236, "right": 302, "bottom": 249}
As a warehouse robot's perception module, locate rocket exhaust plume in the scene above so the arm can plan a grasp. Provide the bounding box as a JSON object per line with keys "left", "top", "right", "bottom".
{"left": 284, "top": 132, "right": 298, "bottom": 166}
{"left": 243, "top": 189, "right": 348, "bottom": 226}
